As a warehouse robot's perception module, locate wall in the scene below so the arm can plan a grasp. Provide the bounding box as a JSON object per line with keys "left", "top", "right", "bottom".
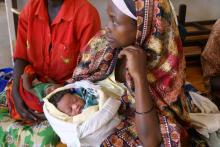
{"left": 15, "top": 0, "right": 220, "bottom": 25}
{"left": 171, "top": 0, "right": 220, "bottom": 22}
{"left": 17, "top": 0, "right": 26, "bottom": 9}
{"left": 89, "top": 0, "right": 108, "bottom": 26}
{"left": 90, "top": 0, "right": 220, "bottom": 25}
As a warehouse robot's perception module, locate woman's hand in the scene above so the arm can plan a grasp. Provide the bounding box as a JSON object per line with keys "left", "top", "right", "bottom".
{"left": 12, "top": 92, "right": 37, "bottom": 121}
{"left": 118, "top": 46, "right": 147, "bottom": 81}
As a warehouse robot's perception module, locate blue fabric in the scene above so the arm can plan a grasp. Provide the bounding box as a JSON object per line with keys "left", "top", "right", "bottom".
{"left": 0, "top": 68, "right": 13, "bottom": 92}
{"left": 184, "top": 83, "right": 199, "bottom": 112}
{"left": 70, "top": 87, "right": 98, "bottom": 109}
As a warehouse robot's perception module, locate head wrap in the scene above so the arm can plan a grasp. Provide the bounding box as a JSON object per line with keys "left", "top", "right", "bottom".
{"left": 72, "top": 0, "right": 190, "bottom": 146}
{"left": 112, "top": 0, "right": 137, "bottom": 20}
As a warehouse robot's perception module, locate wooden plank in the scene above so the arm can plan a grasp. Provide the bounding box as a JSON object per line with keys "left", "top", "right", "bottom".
{"left": 191, "top": 22, "right": 209, "bottom": 31}
{"left": 185, "top": 34, "right": 209, "bottom": 41}
{"left": 186, "top": 30, "right": 211, "bottom": 36}
{"left": 184, "top": 46, "right": 202, "bottom": 57}
{"left": 183, "top": 34, "right": 209, "bottom": 47}
{"left": 185, "top": 26, "right": 200, "bottom": 32}
{"left": 185, "top": 20, "right": 216, "bottom": 26}
{"left": 204, "top": 24, "right": 213, "bottom": 30}
{"left": 183, "top": 40, "right": 207, "bottom": 47}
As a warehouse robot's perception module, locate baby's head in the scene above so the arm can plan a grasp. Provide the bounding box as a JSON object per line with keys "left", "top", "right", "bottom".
{"left": 44, "top": 84, "right": 62, "bottom": 96}
{"left": 49, "top": 89, "right": 85, "bottom": 116}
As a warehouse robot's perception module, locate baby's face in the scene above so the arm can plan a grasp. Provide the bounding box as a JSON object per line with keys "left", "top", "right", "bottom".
{"left": 57, "top": 93, "right": 85, "bottom": 116}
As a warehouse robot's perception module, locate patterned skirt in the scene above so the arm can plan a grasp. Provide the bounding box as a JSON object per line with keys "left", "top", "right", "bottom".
{"left": 0, "top": 91, "right": 59, "bottom": 146}
{"left": 100, "top": 83, "right": 209, "bottom": 147}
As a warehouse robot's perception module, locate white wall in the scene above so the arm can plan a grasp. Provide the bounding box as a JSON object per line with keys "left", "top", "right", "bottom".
{"left": 171, "top": 0, "right": 220, "bottom": 22}
{"left": 17, "top": 0, "right": 27, "bottom": 9}
{"left": 16, "top": 0, "right": 220, "bottom": 25}
{"left": 89, "top": 0, "right": 108, "bottom": 26}
{"left": 90, "top": 0, "right": 220, "bottom": 25}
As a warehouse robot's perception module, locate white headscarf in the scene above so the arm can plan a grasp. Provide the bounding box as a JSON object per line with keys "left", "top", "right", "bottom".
{"left": 112, "top": 0, "right": 137, "bottom": 20}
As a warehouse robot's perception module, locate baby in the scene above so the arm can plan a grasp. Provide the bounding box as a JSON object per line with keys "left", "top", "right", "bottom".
{"left": 43, "top": 80, "right": 122, "bottom": 146}
{"left": 48, "top": 88, "right": 98, "bottom": 116}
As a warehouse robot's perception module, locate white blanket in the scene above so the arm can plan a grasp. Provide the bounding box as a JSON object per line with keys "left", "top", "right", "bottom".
{"left": 189, "top": 91, "right": 220, "bottom": 146}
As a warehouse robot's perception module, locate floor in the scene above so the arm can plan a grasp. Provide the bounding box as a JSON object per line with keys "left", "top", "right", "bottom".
{"left": 0, "top": 2, "right": 12, "bottom": 68}
{"left": 186, "top": 64, "right": 206, "bottom": 92}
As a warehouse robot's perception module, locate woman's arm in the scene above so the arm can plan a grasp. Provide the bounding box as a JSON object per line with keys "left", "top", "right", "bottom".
{"left": 118, "top": 46, "right": 161, "bottom": 147}
{"left": 21, "top": 72, "right": 38, "bottom": 97}
{"left": 12, "top": 59, "right": 37, "bottom": 121}
{"left": 133, "top": 74, "right": 162, "bottom": 147}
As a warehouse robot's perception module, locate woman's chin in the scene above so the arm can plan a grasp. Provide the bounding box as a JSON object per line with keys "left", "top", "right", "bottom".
{"left": 108, "top": 42, "right": 120, "bottom": 49}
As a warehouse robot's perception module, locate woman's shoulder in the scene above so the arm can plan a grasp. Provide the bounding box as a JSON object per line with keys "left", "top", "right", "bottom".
{"left": 79, "top": 30, "right": 109, "bottom": 62}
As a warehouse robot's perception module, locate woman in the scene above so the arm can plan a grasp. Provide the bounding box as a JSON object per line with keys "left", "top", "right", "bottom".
{"left": 0, "top": 0, "right": 100, "bottom": 146}
{"left": 201, "top": 19, "right": 220, "bottom": 108}
{"left": 71, "top": 0, "right": 191, "bottom": 146}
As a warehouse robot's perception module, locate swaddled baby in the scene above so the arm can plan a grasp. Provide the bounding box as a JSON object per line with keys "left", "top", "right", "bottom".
{"left": 43, "top": 80, "right": 123, "bottom": 147}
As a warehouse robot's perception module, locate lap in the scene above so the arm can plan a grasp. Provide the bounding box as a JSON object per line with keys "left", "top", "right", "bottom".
{"left": 0, "top": 91, "right": 59, "bottom": 146}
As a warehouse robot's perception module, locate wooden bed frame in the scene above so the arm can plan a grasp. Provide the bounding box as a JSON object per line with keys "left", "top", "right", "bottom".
{"left": 177, "top": 4, "right": 216, "bottom": 63}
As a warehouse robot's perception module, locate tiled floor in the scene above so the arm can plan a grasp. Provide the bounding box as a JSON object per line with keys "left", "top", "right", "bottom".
{"left": 0, "top": 2, "right": 12, "bottom": 68}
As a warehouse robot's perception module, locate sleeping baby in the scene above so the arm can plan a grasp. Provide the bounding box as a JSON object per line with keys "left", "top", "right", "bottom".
{"left": 43, "top": 80, "right": 123, "bottom": 147}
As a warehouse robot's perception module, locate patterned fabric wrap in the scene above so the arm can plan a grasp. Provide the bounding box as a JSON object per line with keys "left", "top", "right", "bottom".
{"left": 72, "top": 31, "right": 120, "bottom": 82}
{"left": 72, "top": 0, "right": 190, "bottom": 146}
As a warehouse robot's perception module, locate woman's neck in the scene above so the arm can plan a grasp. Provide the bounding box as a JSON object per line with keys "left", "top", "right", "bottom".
{"left": 47, "top": 0, "right": 63, "bottom": 22}
{"left": 47, "top": 0, "right": 63, "bottom": 7}
{"left": 115, "top": 57, "right": 126, "bottom": 83}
